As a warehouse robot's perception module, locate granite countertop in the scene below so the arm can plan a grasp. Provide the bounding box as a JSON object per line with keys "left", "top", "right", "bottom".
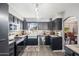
{"left": 9, "top": 40, "right": 15, "bottom": 44}
{"left": 15, "top": 35, "right": 27, "bottom": 44}
{"left": 16, "top": 37, "right": 25, "bottom": 44}
{"left": 65, "top": 44, "right": 79, "bottom": 54}
{"left": 50, "top": 35, "right": 58, "bottom": 37}
{"left": 16, "top": 35, "right": 27, "bottom": 38}
{"left": 37, "top": 35, "right": 61, "bottom": 38}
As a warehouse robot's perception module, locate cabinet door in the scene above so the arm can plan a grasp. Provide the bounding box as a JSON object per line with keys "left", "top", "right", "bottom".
{"left": 55, "top": 18, "right": 62, "bottom": 30}
{"left": 53, "top": 20, "right": 56, "bottom": 30}
{"left": 57, "top": 18, "right": 62, "bottom": 30}
{"left": 9, "top": 43, "right": 14, "bottom": 56}
{"left": 23, "top": 20, "right": 28, "bottom": 30}
{"left": 54, "top": 20, "right": 57, "bottom": 30}
{"left": 48, "top": 22, "right": 51, "bottom": 30}
{"left": 48, "top": 21, "right": 53, "bottom": 30}
{"left": 52, "top": 37, "right": 62, "bottom": 50}
{"left": 9, "top": 14, "right": 13, "bottom": 22}
{"left": 50, "top": 22, "right": 53, "bottom": 30}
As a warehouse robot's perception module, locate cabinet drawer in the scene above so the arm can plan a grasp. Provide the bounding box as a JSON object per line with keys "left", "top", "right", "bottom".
{"left": 9, "top": 43, "right": 14, "bottom": 49}
{"left": 9, "top": 49, "right": 14, "bottom": 56}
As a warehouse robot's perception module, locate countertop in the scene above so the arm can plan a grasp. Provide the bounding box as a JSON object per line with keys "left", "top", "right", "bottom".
{"left": 38, "top": 35, "right": 61, "bottom": 37}
{"left": 15, "top": 35, "right": 27, "bottom": 44}
{"left": 65, "top": 44, "right": 79, "bottom": 54}
{"left": 50, "top": 35, "right": 60, "bottom": 37}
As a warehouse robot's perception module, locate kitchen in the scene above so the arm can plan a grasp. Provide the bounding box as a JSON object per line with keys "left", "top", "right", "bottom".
{"left": 0, "top": 3, "right": 79, "bottom": 56}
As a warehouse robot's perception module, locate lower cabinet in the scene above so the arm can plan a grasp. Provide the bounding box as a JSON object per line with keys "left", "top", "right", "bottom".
{"left": 50, "top": 37, "right": 62, "bottom": 50}
{"left": 27, "top": 39, "right": 38, "bottom": 45}
{"left": 14, "top": 36, "right": 28, "bottom": 56}
{"left": 45, "top": 36, "right": 51, "bottom": 45}
{"left": 15, "top": 42, "right": 25, "bottom": 56}
{"left": 9, "top": 42, "right": 15, "bottom": 56}
{"left": 26, "top": 36, "right": 38, "bottom": 45}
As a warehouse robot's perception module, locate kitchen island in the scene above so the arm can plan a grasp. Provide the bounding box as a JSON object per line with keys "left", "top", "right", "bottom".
{"left": 65, "top": 45, "right": 79, "bottom": 56}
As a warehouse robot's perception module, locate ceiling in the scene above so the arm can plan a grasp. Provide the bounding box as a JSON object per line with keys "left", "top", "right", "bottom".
{"left": 9, "top": 3, "right": 79, "bottom": 18}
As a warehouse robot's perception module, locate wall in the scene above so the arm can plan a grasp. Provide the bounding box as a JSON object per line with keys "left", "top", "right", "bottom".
{"left": 63, "top": 4, "right": 79, "bottom": 19}
{"left": 9, "top": 4, "right": 23, "bottom": 20}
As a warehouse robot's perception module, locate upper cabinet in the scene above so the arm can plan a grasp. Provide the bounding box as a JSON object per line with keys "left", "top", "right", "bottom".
{"left": 52, "top": 21, "right": 55, "bottom": 30}
{"left": 54, "top": 18, "right": 62, "bottom": 30}
{"left": 48, "top": 18, "right": 62, "bottom": 30}
{"left": 48, "top": 18, "right": 53, "bottom": 30}
{"left": 9, "top": 14, "right": 13, "bottom": 23}
{"left": 48, "top": 21, "right": 53, "bottom": 30}
{"left": 23, "top": 20, "right": 28, "bottom": 30}
{"left": 9, "top": 13, "right": 23, "bottom": 32}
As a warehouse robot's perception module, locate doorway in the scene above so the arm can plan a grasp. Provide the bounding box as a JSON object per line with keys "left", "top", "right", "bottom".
{"left": 64, "top": 16, "right": 78, "bottom": 45}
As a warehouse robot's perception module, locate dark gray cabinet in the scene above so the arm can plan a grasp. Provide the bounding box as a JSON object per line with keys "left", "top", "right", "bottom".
{"left": 55, "top": 18, "right": 62, "bottom": 30}
{"left": 48, "top": 22, "right": 53, "bottom": 30}
{"left": 52, "top": 21, "right": 55, "bottom": 30}
{"left": 48, "top": 18, "right": 62, "bottom": 30}
{"left": 23, "top": 19, "right": 28, "bottom": 30}
{"left": 50, "top": 37, "right": 62, "bottom": 50}
{"left": 27, "top": 36, "right": 38, "bottom": 45}
{"left": 48, "top": 18, "right": 53, "bottom": 30}
{"left": 15, "top": 36, "right": 28, "bottom": 56}
{"left": 45, "top": 36, "right": 51, "bottom": 45}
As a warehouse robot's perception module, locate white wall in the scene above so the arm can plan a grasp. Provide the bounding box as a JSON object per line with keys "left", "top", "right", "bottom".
{"left": 9, "top": 4, "right": 23, "bottom": 20}
{"left": 64, "top": 5, "right": 79, "bottom": 19}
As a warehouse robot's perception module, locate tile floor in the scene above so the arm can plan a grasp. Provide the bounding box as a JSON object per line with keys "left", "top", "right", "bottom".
{"left": 19, "top": 45, "right": 64, "bottom": 56}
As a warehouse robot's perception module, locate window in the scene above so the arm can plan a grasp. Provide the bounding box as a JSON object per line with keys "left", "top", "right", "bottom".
{"left": 27, "top": 23, "right": 38, "bottom": 30}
